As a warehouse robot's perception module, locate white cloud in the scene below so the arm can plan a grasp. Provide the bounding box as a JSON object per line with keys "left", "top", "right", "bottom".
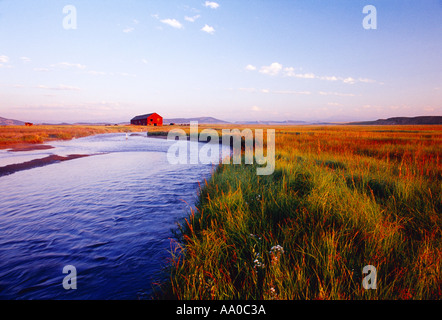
{"left": 358, "top": 77, "right": 377, "bottom": 84}
{"left": 161, "top": 18, "right": 183, "bottom": 29}
{"left": 259, "top": 62, "right": 283, "bottom": 76}
{"left": 282, "top": 66, "right": 379, "bottom": 85}
{"left": 123, "top": 27, "right": 135, "bottom": 33}
{"left": 245, "top": 61, "right": 380, "bottom": 88}
{"left": 283, "top": 67, "right": 295, "bottom": 76}
{"left": 251, "top": 105, "right": 261, "bottom": 112}
{"left": 342, "top": 77, "right": 356, "bottom": 84}
{"left": 319, "top": 76, "right": 338, "bottom": 81}
{"left": 201, "top": 24, "right": 215, "bottom": 34}
{"left": 33, "top": 68, "right": 50, "bottom": 72}
{"left": 141, "top": 59, "right": 149, "bottom": 64}
{"left": 204, "top": 1, "right": 220, "bottom": 9}
{"left": 0, "top": 55, "right": 10, "bottom": 68}
{"left": 318, "top": 75, "right": 376, "bottom": 84}
{"left": 20, "top": 57, "right": 31, "bottom": 63}
{"left": 245, "top": 64, "right": 256, "bottom": 71}
{"left": 185, "top": 15, "right": 201, "bottom": 22}
{"left": 297, "top": 73, "right": 316, "bottom": 79}
{"left": 284, "top": 67, "right": 315, "bottom": 79}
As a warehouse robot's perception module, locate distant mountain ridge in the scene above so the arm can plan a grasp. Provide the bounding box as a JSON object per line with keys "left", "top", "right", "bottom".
{"left": 235, "top": 120, "right": 308, "bottom": 125}
{"left": 0, "top": 116, "right": 25, "bottom": 126}
{"left": 164, "top": 117, "right": 230, "bottom": 124}
{"left": 349, "top": 116, "right": 442, "bottom": 125}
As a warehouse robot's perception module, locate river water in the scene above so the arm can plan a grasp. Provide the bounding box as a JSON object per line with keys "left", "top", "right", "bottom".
{"left": 0, "top": 133, "right": 224, "bottom": 299}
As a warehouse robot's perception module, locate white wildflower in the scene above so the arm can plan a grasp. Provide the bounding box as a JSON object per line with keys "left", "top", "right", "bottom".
{"left": 270, "top": 245, "right": 284, "bottom": 254}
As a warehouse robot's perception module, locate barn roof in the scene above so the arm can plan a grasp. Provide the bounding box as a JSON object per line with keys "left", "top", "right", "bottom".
{"left": 131, "top": 113, "right": 158, "bottom": 121}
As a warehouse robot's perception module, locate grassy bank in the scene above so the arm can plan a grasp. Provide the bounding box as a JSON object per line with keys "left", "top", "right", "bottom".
{"left": 163, "top": 125, "right": 441, "bottom": 299}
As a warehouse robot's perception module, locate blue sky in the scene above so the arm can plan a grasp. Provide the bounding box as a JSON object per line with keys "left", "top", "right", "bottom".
{"left": 0, "top": 0, "right": 441, "bottom": 123}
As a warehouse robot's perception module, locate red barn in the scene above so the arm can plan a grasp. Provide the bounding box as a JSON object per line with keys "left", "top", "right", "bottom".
{"left": 130, "top": 113, "right": 163, "bottom": 126}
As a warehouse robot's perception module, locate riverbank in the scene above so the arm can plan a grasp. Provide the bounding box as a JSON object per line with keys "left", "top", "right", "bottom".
{"left": 0, "top": 125, "right": 139, "bottom": 150}
{"left": 0, "top": 154, "right": 93, "bottom": 177}
{"left": 162, "top": 125, "right": 442, "bottom": 300}
{"left": 6, "top": 144, "right": 55, "bottom": 152}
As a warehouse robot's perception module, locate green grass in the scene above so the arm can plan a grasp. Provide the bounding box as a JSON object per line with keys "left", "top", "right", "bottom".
{"left": 160, "top": 125, "right": 441, "bottom": 300}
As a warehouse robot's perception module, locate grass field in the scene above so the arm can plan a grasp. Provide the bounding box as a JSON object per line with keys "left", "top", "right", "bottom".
{"left": 0, "top": 124, "right": 146, "bottom": 149}
{"left": 1, "top": 124, "right": 440, "bottom": 299}
{"left": 162, "top": 125, "right": 442, "bottom": 300}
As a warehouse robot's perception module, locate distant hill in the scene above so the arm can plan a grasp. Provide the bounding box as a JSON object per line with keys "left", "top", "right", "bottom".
{"left": 73, "top": 122, "right": 116, "bottom": 126}
{"left": 0, "top": 116, "right": 25, "bottom": 126}
{"left": 164, "top": 117, "right": 230, "bottom": 124}
{"left": 40, "top": 122, "right": 75, "bottom": 126}
{"left": 348, "top": 116, "right": 442, "bottom": 125}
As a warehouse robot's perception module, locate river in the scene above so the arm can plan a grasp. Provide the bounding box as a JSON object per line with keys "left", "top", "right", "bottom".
{"left": 0, "top": 132, "right": 224, "bottom": 299}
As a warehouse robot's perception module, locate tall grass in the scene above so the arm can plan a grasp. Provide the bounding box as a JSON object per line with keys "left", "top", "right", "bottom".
{"left": 0, "top": 125, "right": 139, "bottom": 148}
{"left": 162, "top": 125, "right": 441, "bottom": 300}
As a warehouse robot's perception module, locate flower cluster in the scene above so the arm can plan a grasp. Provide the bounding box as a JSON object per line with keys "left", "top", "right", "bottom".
{"left": 270, "top": 245, "right": 284, "bottom": 265}
{"left": 270, "top": 245, "right": 284, "bottom": 255}
{"left": 269, "top": 286, "right": 278, "bottom": 299}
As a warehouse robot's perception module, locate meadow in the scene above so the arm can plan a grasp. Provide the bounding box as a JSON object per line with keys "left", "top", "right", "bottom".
{"left": 0, "top": 125, "right": 139, "bottom": 149}
{"left": 1, "top": 124, "right": 440, "bottom": 299}
{"left": 163, "top": 125, "right": 441, "bottom": 300}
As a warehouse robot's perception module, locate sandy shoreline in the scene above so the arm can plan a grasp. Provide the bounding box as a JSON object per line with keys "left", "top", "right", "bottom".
{"left": 3, "top": 143, "right": 55, "bottom": 152}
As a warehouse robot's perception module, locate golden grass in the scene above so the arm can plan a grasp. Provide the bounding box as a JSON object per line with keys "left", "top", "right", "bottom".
{"left": 160, "top": 124, "right": 442, "bottom": 300}
{"left": 0, "top": 124, "right": 147, "bottom": 148}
